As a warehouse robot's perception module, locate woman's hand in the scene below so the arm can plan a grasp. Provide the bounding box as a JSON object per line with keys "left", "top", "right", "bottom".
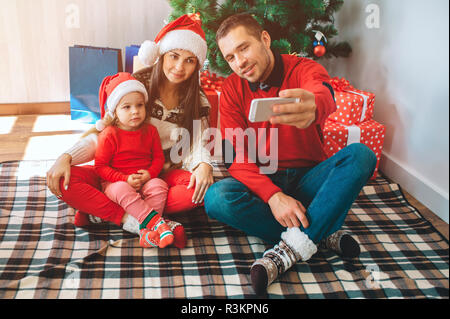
{"left": 188, "top": 163, "right": 214, "bottom": 204}
{"left": 46, "top": 153, "right": 72, "bottom": 198}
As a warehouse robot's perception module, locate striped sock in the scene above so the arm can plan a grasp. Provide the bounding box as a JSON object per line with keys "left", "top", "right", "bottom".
{"left": 123, "top": 215, "right": 187, "bottom": 249}
{"left": 152, "top": 217, "right": 174, "bottom": 248}
{"left": 139, "top": 229, "right": 160, "bottom": 248}
{"left": 140, "top": 211, "right": 174, "bottom": 248}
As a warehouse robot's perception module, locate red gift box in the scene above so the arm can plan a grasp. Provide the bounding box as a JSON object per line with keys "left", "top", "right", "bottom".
{"left": 203, "top": 90, "right": 220, "bottom": 129}
{"left": 201, "top": 71, "right": 224, "bottom": 93}
{"left": 323, "top": 119, "right": 386, "bottom": 179}
{"left": 200, "top": 71, "right": 225, "bottom": 129}
{"left": 328, "top": 77, "right": 375, "bottom": 126}
{"left": 200, "top": 71, "right": 226, "bottom": 157}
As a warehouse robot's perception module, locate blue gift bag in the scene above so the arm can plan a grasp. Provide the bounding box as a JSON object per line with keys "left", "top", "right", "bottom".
{"left": 125, "top": 45, "right": 140, "bottom": 74}
{"left": 69, "top": 46, "right": 123, "bottom": 123}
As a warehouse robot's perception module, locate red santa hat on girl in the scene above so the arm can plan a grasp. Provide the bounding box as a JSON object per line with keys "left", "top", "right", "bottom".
{"left": 138, "top": 13, "right": 207, "bottom": 67}
{"left": 96, "top": 72, "right": 148, "bottom": 131}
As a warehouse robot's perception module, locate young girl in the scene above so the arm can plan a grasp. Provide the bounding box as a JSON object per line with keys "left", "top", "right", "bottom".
{"left": 94, "top": 72, "right": 173, "bottom": 249}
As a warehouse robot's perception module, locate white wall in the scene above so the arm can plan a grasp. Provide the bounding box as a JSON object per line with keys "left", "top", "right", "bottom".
{"left": 0, "top": 0, "right": 171, "bottom": 104}
{"left": 323, "top": 0, "right": 449, "bottom": 223}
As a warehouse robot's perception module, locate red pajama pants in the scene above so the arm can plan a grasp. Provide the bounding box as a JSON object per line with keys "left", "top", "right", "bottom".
{"left": 59, "top": 166, "right": 202, "bottom": 226}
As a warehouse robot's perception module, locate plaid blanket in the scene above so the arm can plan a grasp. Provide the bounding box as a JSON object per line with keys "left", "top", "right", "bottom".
{"left": 0, "top": 160, "right": 448, "bottom": 299}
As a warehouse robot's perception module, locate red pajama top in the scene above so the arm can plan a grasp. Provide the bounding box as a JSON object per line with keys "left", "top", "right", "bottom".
{"left": 220, "top": 54, "right": 336, "bottom": 203}
{"left": 94, "top": 123, "right": 165, "bottom": 183}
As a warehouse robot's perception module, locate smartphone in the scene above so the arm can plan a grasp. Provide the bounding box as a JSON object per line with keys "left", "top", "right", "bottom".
{"left": 248, "top": 97, "right": 300, "bottom": 123}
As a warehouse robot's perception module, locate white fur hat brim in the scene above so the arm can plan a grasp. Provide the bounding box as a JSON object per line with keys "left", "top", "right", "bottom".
{"left": 106, "top": 80, "right": 148, "bottom": 113}
{"left": 159, "top": 29, "right": 207, "bottom": 66}
{"left": 139, "top": 29, "right": 207, "bottom": 67}
{"left": 138, "top": 40, "right": 160, "bottom": 66}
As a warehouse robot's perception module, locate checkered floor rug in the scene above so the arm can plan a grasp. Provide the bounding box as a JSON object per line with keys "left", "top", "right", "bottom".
{"left": 0, "top": 160, "right": 448, "bottom": 299}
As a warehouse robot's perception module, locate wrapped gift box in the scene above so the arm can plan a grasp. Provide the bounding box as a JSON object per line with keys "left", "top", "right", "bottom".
{"left": 200, "top": 71, "right": 226, "bottom": 157}
{"left": 200, "top": 71, "right": 225, "bottom": 129}
{"left": 323, "top": 119, "right": 386, "bottom": 179}
{"left": 328, "top": 77, "right": 375, "bottom": 126}
{"left": 203, "top": 90, "right": 220, "bottom": 129}
{"left": 201, "top": 71, "right": 224, "bottom": 92}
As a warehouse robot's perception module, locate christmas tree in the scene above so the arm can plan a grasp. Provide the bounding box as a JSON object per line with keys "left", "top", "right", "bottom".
{"left": 168, "top": 0, "right": 351, "bottom": 75}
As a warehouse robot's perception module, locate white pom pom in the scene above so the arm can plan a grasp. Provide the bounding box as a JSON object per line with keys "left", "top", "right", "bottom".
{"left": 96, "top": 119, "right": 106, "bottom": 132}
{"left": 138, "top": 40, "right": 159, "bottom": 66}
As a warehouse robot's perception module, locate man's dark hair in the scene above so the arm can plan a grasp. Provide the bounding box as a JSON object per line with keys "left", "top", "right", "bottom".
{"left": 216, "top": 13, "right": 264, "bottom": 44}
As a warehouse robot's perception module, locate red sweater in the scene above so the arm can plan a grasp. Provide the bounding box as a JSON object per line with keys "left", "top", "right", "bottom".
{"left": 95, "top": 124, "right": 165, "bottom": 183}
{"left": 220, "top": 54, "right": 336, "bottom": 203}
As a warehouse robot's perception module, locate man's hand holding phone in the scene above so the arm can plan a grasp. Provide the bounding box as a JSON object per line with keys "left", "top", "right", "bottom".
{"left": 249, "top": 97, "right": 299, "bottom": 123}
{"left": 270, "top": 89, "right": 317, "bottom": 129}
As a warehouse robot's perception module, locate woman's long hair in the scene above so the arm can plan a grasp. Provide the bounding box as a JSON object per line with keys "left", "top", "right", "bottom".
{"left": 147, "top": 55, "right": 207, "bottom": 151}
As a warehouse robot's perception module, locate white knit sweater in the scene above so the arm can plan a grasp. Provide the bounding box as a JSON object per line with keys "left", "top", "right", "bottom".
{"left": 65, "top": 93, "right": 213, "bottom": 173}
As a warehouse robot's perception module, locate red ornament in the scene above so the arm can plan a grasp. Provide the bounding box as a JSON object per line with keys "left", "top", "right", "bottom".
{"left": 314, "top": 45, "right": 326, "bottom": 57}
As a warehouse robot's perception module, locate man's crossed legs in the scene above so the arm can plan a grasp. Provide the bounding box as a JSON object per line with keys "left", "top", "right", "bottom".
{"left": 204, "top": 143, "right": 377, "bottom": 295}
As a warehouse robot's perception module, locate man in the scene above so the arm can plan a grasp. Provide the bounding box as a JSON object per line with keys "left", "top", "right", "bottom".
{"left": 203, "top": 14, "right": 377, "bottom": 295}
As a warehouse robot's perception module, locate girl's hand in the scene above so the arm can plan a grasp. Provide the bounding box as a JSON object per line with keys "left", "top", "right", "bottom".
{"left": 47, "top": 153, "right": 72, "bottom": 198}
{"left": 127, "top": 174, "right": 142, "bottom": 191}
{"left": 188, "top": 163, "right": 214, "bottom": 204}
{"left": 137, "top": 170, "right": 151, "bottom": 185}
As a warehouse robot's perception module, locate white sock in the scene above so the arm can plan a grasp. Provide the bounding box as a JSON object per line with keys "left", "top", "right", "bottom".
{"left": 281, "top": 228, "right": 317, "bottom": 262}
{"left": 122, "top": 215, "right": 140, "bottom": 235}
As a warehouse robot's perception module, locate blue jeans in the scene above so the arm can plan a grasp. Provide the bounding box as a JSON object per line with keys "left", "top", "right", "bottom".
{"left": 204, "top": 143, "right": 377, "bottom": 245}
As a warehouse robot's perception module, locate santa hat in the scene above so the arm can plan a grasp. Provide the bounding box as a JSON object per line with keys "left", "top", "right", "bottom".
{"left": 96, "top": 72, "right": 148, "bottom": 131}
{"left": 138, "top": 13, "right": 207, "bottom": 67}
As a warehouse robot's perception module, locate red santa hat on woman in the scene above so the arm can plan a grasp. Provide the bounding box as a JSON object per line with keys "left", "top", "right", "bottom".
{"left": 138, "top": 13, "right": 207, "bottom": 67}
{"left": 96, "top": 72, "right": 148, "bottom": 131}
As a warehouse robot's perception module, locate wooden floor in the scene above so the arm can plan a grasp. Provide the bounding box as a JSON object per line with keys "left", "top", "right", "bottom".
{"left": 0, "top": 114, "right": 448, "bottom": 240}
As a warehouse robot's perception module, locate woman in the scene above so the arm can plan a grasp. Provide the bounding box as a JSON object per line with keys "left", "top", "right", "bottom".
{"left": 46, "top": 14, "right": 214, "bottom": 240}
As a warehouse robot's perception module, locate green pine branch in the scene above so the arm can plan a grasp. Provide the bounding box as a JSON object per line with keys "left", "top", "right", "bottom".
{"left": 167, "top": 0, "right": 352, "bottom": 75}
